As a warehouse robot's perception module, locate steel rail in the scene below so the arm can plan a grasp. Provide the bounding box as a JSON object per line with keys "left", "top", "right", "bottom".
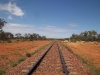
{"left": 57, "top": 43, "right": 69, "bottom": 75}
{"left": 26, "top": 42, "right": 54, "bottom": 75}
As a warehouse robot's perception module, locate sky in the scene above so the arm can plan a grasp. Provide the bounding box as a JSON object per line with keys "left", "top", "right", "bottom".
{"left": 0, "top": 0, "right": 100, "bottom": 38}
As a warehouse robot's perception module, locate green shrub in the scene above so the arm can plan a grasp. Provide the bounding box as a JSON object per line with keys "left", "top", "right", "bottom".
{"left": 7, "top": 40, "right": 11, "bottom": 43}
{"left": 26, "top": 53, "right": 31, "bottom": 57}
{"left": 17, "top": 58, "right": 26, "bottom": 63}
{"left": 10, "top": 62, "right": 17, "bottom": 67}
{"left": 71, "top": 39, "right": 77, "bottom": 42}
{"left": 31, "top": 50, "right": 39, "bottom": 55}
{"left": 0, "top": 70, "right": 5, "bottom": 75}
{"left": 29, "top": 39, "right": 33, "bottom": 41}
{"left": 17, "top": 39, "right": 19, "bottom": 42}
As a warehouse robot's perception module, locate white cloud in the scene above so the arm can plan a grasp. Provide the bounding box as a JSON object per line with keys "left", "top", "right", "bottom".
{"left": 3, "top": 23, "right": 35, "bottom": 34}
{"left": 7, "top": 23, "right": 25, "bottom": 27}
{"left": 0, "top": 2, "right": 24, "bottom": 17}
{"left": 69, "top": 23, "right": 78, "bottom": 27}
{"left": 8, "top": 23, "right": 34, "bottom": 28}
{"left": 46, "top": 26, "right": 55, "bottom": 28}
{"left": 3, "top": 23, "right": 77, "bottom": 38}
{"left": 40, "top": 26, "right": 65, "bottom": 32}
{"left": 40, "top": 26, "right": 76, "bottom": 32}
{"left": 8, "top": 15, "right": 13, "bottom": 20}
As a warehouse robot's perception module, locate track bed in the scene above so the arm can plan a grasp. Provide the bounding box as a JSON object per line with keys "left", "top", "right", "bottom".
{"left": 31, "top": 42, "right": 65, "bottom": 75}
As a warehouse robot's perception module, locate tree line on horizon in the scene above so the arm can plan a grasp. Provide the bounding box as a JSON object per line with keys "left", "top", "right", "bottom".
{"left": 70, "top": 30, "right": 100, "bottom": 42}
{"left": 0, "top": 18, "right": 46, "bottom": 42}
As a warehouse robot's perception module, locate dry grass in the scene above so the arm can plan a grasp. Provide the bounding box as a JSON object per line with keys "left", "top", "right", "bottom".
{"left": 63, "top": 41, "right": 100, "bottom": 75}
{"left": 66, "top": 41, "right": 100, "bottom": 68}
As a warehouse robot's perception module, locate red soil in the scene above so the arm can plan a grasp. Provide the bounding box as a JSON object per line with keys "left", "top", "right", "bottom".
{"left": 66, "top": 42, "right": 100, "bottom": 69}
{"left": 0, "top": 40, "right": 51, "bottom": 71}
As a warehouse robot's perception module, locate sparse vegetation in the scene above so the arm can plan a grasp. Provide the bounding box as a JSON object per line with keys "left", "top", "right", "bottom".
{"left": 0, "top": 70, "right": 5, "bottom": 75}
{"left": 10, "top": 62, "right": 17, "bottom": 67}
{"left": 17, "top": 58, "right": 26, "bottom": 64}
{"left": 29, "top": 38, "right": 33, "bottom": 41}
{"left": 7, "top": 40, "right": 11, "bottom": 43}
{"left": 75, "top": 53, "right": 100, "bottom": 75}
{"left": 61, "top": 42, "right": 100, "bottom": 75}
{"left": 10, "top": 58, "right": 26, "bottom": 67}
{"left": 61, "top": 42, "right": 73, "bottom": 53}
{"left": 26, "top": 53, "right": 31, "bottom": 57}
{"left": 8, "top": 41, "right": 51, "bottom": 69}
{"left": 31, "top": 43, "right": 51, "bottom": 55}
{"left": 0, "top": 40, "right": 51, "bottom": 73}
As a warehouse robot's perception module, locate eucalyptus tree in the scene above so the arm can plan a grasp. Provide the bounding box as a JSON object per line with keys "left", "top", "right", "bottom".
{"left": 5, "top": 32, "right": 14, "bottom": 39}
{"left": 0, "top": 18, "right": 7, "bottom": 40}
{"left": 0, "top": 18, "right": 7, "bottom": 31}
{"left": 15, "top": 33, "right": 21, "bottom": 39}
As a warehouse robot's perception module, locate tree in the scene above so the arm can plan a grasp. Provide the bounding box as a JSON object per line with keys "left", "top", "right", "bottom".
{"left": 70, "top": 30, "right": 99, "bottom": 42}
{"left": 29, "top": 34, "right": 34, "bottom": 41}
{"left": 24, "top": 33, "right": 29, "bottom": 39}
{"left": 15, "top": 33, "right": 21, "bottom": 39}
{"left": 5, "top": 32, "right": 14, "bottom": 39}
{"left": 0, "top": 18, "right": 7, "bottom": 40}
{"left": 38, "top": 35, "right": 42, "bottom": 40}
{"left": 88, "top": 31, "right": 92, "bottom": 37}
{"left": 83, "top": 31, "right": 88, "bottom": 37}
{"left": 0, "top": 18, "right": 7, "bottom": 30}
{"left": 41, "top": 36, "right": 46, "bottom": 40}
{"left": 0, "top": 32, "right": 14, "bottom": 40}
{"left": 97, "top": 34, "right": 100, "bottom": 41}
{"left": 92, "top": 30, "right": 97, "bottom": 36}
{"left": 0, "top": 31, "right": 5, "bottom": 40}
{"left": 87, "top": 30, "right": 97, "bottom": 41}
{"left": 33, "top": 33, "right": 38, "bottom": 40}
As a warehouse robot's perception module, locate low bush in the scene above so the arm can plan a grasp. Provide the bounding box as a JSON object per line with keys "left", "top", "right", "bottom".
{"left": 10, "top": 62, "right": 17, "bottom": 67}
{"left": 29, "top": 39, "right": 33, "bottom": 41}
{"left": 17, "top": 58, "right": 26, "bottom": 63}
{"left": 7, "top": 40, "right": 11, "bottom": 43}
{"left": 17, "top": 39, "right": 19, "bottom": 42}
{"left": 0, "top": 70, "right": 5, "bottom": 75}
{"left": 26, "top": 53, "right": 31, "bottom": 57}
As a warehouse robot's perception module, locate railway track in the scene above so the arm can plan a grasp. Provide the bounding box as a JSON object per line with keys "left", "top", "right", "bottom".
{"left": 6, "top": 41, "right": 89, "bottom": 75}
{"left": 27, "top": 42, "right": 68, "bottom": 75}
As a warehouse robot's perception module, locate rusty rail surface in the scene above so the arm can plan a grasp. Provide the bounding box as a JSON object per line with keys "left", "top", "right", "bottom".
{"left": 57, "top": 43, "right": 69, "bottom": 75}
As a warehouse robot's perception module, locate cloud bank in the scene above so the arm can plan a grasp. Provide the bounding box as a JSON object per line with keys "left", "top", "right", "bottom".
{"left": 3, "top": 23, "right": 77, "bottom": 38}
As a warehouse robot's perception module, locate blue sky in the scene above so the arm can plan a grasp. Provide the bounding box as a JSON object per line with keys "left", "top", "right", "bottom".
{"left": 0, "top": 0, "right": 100, "bottom": 38}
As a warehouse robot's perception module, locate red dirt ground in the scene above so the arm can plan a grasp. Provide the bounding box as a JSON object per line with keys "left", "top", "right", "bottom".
{"left": 0, "top": 40, "right": 51, "bottom": 71}
{"left": 66, "top": 41, "right": 100, "bottom": 69}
